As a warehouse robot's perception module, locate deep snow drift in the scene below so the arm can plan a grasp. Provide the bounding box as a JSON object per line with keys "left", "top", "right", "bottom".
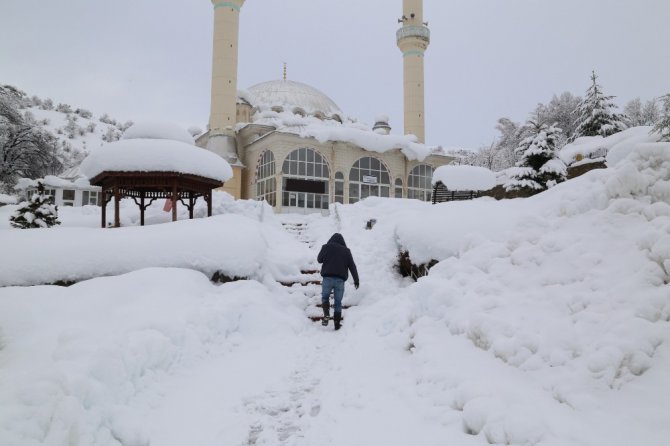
{"left": 1, "top": 143, "right": 669, "bottom": 445}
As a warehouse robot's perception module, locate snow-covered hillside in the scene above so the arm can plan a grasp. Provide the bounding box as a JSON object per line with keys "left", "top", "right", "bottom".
{"left": 0, "top": 142, "right": 669, "bottom": 445}
{"left": 23, "top": 102, "right": 132, "bottom": 168}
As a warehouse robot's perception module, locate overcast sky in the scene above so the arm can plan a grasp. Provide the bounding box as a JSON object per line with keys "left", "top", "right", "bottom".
{"left": 1, "top": 0, "right": 669, "bottom": 148}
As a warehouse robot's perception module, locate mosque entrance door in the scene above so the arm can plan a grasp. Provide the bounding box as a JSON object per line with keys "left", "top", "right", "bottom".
{"left": 281, "top": 148, "right": 331, "bottom": 215}
{"left": 283, "top": 180, "right": 329, "bottom": 214}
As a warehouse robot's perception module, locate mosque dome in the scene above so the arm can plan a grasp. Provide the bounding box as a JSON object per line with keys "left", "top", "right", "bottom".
{"left": 246, "top": 80, "right": 342, "bottom": 117}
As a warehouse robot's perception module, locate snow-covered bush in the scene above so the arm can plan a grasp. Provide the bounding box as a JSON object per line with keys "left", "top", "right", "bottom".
{"left": 55, "top": 103, "right": 73, "bottom": 114}
{"left": 40, "top": 98, "right": 54, "bottom": 110}
{"left": 9, "top": 181, "right": 60, "bottom": 229}
{"left": 99, "top": 113, "right": 117, "bottom": 125}
{"left": 75, "top": 108, "right": 93, "bottom": 119}
{"left": 505, "top": 120, "right": 566, "bottom": 193}
{"left": 652, "top": 93, "right": 670, "bottom": 141}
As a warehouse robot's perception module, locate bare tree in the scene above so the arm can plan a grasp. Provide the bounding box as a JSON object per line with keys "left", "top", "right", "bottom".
{"left": 0, "top": 87, "right": 62, "bottom": 192}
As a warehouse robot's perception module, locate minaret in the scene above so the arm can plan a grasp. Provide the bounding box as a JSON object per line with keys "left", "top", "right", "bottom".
{"left": 208, "top": 0, "right": 245, "bottom": 198}
{"left": 397, "top": 0, "right": 430, "bottom": 143}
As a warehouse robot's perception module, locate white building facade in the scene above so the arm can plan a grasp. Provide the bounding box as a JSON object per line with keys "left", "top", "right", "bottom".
{"left": 15, "top": 169, "right": 102, "bottom": 208}
{"left": 198, "top": 80, "right": 454, "bottom": 214}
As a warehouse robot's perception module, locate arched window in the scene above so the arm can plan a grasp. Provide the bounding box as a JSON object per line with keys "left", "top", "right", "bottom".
{"left": 282, "top": 148, "right": 330, "bottom": 210}
{"left": 349, "top": 157, "right": 390, "bottom": 204}
{"left": 407, "top": 164, "right": 434, "bottom": 202}
{"left": 256, "top": 150, "right": 276, "bottom": 206}
{"left": 334, "top": 172, "right": 344, "bottom": 204}
{"left": 395, "top": 178, "right": 403, "bottom": 199}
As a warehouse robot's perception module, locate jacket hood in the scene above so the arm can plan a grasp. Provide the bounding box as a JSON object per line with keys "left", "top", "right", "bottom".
{"left": 328, "top": 233, "right": 347, "bottom": 247}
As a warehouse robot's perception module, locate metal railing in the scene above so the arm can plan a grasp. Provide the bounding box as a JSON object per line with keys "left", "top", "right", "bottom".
{"left": 396, "top": 25, "right": 430, "bottom": 43}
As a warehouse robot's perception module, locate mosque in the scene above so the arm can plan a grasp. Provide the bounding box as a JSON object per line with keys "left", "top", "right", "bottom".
{"left": 196, "top": 0, "right": 455, "bottom": 213}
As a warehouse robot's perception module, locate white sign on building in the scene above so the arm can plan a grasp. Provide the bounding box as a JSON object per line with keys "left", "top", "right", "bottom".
{"left": 362, "top": 175, "right": 378, "bottom": 184}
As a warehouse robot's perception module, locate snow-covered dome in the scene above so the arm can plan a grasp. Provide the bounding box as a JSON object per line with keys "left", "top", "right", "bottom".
{"left": 246, "top": 80, "right": 342, "bottom": 117}
{"left": 122, "top": 121, "right": 195, "bottom": 144}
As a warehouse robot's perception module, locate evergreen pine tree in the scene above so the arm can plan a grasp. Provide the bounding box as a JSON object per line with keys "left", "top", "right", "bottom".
{"left": 573, "top": 71, "right": 627, "bottom": 140}
{"left": 505, "top": 119, "right": 567, "bottom": 194}
{"left": 9, "top": 181, "right": 60, "bottom": 229}
{"left": 652, "top": 94, "right": 670, "bottom": 141}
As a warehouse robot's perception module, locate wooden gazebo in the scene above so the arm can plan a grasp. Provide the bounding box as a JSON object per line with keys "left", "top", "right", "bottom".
{"left": 89, "top": 171, "right": 222, "bottom": 228}
{"left": 80, "top": 122, "right": 233, "bottom": 228}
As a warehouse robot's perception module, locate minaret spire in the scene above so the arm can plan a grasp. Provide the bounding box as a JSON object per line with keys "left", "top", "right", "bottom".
{"left": 397, "top": 0, "right": 430, "bottom": 143}
{"left": 208, "top": 0, "right": 246, "bottom": 199}
{"left": 208, "top": 0, "right": 246, "bottom": 141}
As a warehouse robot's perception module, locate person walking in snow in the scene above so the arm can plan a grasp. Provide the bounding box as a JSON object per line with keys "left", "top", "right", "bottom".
{"left": 317, "top": 233, "right": 359, "bottom": 330}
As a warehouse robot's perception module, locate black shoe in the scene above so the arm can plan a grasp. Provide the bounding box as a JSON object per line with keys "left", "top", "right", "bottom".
{"left": 334, "top": 312, "right": 342, "bottom": 331}
{"left": 322, "top": 302, "right": 330, "bottom": 326}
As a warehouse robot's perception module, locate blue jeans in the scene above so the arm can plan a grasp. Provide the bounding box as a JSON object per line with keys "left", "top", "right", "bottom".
{"left": 321, "top": 276, "right": 345, "bottom": 313}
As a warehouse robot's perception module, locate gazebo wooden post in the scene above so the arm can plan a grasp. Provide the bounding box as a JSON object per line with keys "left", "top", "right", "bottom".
{"left": 207, "top": 192, "right": 212, "bottom": 217}
{"left": 113, "top": 186, "right": 120, "bottom": 228}
{"left": 101, "top": 189, "right": 107, "bottom": 228}
{"left": 188, "top": 194, "right": 194, "bottom": 219}
{"left": 100, "top": 187, "right": 107, "bottom": 229}
{"left": 171, "top": 181, "right": 178, "bottom": 222}
{"left": 140, "top": 191, "right": 145, "bottom": 226}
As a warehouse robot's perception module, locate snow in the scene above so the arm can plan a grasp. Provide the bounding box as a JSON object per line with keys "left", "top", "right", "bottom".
{"left": 80, "top": 138, "right": 233, "bottom": 182}
{"left": 559, "top": 126, "right": 660, "bottom": 165}
{"left": 14, "top": 175, "right": 96, "bottom": 191}
{"left": 0, "top": 208, "right": 312, "bottom": 287}
{"left": 0, "top": 194, "right": 17, "bottom": 205}
{"left": 245, "top": 108, "right": 439, "bottom": 161}
{"left": 0, "top": 190, "right": 268, "bottom": 231}
{"left": 23, "top": 107, "right": 127, "bottom": 161}
{"left": 247, "top": 79, "right": 343, "bottom": 117}
{"left": 239, "top": 81, "right": 442, "bottom": 161}
{"left": 432, "top": 165, "right": 496, "bottom": 191}
{"left": 1, "top": 141, "right": 670, "bottom": 445}
{"left": 122, "top": 120, "right": 195, "bottom": 144}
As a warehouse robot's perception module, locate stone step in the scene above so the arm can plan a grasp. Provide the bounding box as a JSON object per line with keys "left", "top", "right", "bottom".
{"left": 315, "top": 303, "right": 352, "bottom": 309}
{"left": 280, "top": 279, "right": 322, "bottom": 287}
{"left": 309, "top": 315, "right": 344, "bottom": 323}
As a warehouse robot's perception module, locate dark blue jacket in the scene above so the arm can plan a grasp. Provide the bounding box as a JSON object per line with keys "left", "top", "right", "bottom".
{"left": 317, "top": 233, "right": 359, "bottom": 284}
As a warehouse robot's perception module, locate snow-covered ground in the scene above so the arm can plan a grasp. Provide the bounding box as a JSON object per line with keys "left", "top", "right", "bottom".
{"left": 1, "top": 143, "right": 669, "bottom": 445}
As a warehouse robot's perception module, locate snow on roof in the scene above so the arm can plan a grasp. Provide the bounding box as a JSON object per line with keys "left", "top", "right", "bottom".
{"left": 122, "top": 121, "right": 195, "bottom": 144}
{"left": 247, "top": 79, "right": 342, "bottom": 117}
{"left": 80, "top": 139, "right": 233, "bottom": 182}
{"left": 432, "top": 165, "right": 496, "bottom": 191}
{"left": 559, "top": 126, "right": 659, "bottom": 166}
{"left": 245, "top": 108, "right": 438, "bottom": 161}
{"left": 14, "top": 175, "right": 97, "bottom": 191}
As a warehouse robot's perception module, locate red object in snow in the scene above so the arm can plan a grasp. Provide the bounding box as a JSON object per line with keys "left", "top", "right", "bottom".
{"left": 163, "top": 198, "right": 172, "bottom": 212}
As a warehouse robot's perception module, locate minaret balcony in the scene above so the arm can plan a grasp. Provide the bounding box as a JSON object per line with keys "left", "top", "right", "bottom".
{"left": 396, "top": 25, "right": 430, "bottom": 44}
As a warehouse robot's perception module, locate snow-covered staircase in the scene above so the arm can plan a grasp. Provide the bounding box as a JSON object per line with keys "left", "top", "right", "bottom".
{"left": 279, "top": 217, "right": 351, "bottom": 323}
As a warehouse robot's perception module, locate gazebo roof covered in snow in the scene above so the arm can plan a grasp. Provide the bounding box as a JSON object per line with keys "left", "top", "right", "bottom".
{"left": 80, "top": 121, "right": 232, "bottom": 182}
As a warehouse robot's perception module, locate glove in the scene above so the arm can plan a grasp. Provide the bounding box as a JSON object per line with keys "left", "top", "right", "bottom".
{"left": 354, "top": 282, "right": 359, "bottom": 290}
